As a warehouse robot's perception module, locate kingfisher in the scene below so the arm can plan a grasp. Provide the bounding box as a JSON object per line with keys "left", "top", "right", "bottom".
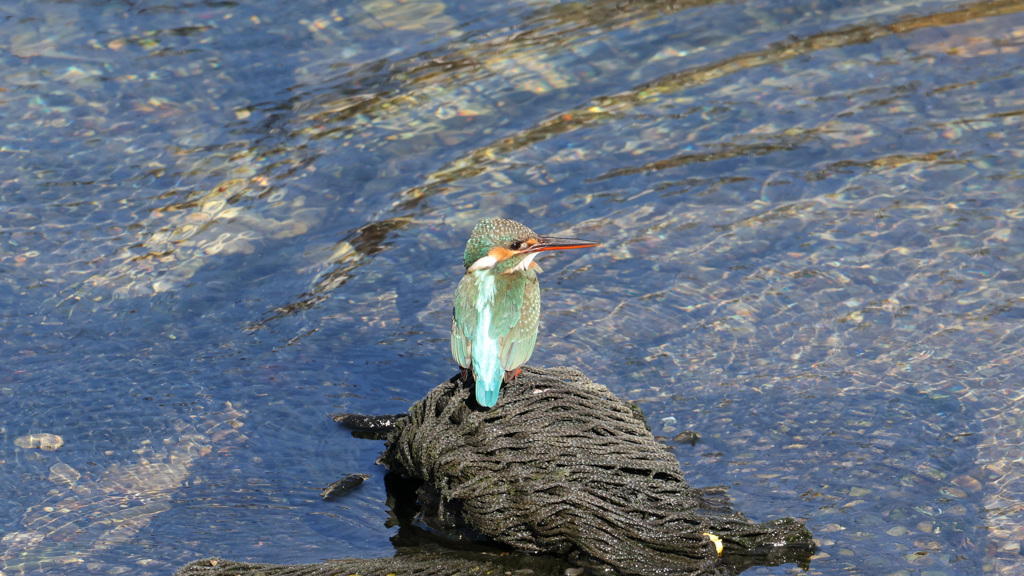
{"left": 451, "top": 218, "right": 598, "bottom": 408}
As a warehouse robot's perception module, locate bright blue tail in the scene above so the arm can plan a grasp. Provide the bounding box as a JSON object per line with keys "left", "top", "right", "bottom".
{"left": 471, "top": 288, "right": 503, "bottom": 408}
{"left": 474, "top": 369, "right": 501, "bottom": 407}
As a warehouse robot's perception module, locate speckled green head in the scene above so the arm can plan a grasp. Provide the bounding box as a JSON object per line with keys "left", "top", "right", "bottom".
{"left": 462, "top": 218, "right": 600, "bottom": 275}
{"left": 463, "top": 218, "right": 539, "bottom": 269}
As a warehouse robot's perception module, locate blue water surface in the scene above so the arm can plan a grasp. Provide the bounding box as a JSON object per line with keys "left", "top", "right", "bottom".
{"left": 2, "top": 0, "right": 1023, "bottom": 574}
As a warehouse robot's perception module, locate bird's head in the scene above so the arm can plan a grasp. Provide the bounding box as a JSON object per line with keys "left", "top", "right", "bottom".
{"left": 463, "top": 218, "right": 598, "bottom": 274}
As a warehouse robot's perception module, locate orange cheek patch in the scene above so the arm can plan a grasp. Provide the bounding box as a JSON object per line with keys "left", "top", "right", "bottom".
{"left": 488, "top": 246, "right": 515, "bottom": 261}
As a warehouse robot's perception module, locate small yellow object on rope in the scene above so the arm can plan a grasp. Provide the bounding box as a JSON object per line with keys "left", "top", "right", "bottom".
{"left": 702, "top": 532, "right": 724, "bottom": 557}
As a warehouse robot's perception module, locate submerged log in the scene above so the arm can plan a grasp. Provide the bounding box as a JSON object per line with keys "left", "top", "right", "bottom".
{"left": 176, "top": 366, "right": 813, "bottom": 576}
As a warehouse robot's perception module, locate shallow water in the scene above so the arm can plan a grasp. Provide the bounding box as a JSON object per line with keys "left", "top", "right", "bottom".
{"left": 1, "top": 0, "right": 1023, "bottom": 574}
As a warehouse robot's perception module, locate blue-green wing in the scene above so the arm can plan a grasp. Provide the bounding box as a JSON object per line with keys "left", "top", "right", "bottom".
{"left": 451, "top": 274, "right": 477, "bottom": 370}
{"left": 494, "top": 272, "right": 539, "bottom": 372}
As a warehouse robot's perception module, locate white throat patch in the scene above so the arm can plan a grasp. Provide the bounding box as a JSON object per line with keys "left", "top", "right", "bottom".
{"left": 508, "top": 252, "right": 537, "bottom": 272}
{"left": 466, "top": 254, "right": 498, "bottom": 273}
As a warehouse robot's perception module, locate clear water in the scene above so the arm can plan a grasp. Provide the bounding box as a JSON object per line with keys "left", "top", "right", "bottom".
{"left": 1, "top": 0, "right": 1023, "bottom": 574}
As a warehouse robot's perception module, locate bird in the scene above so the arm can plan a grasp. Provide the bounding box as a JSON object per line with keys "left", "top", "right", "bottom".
{"left": 451, "top": 218, "right": 598, "bottom": 408}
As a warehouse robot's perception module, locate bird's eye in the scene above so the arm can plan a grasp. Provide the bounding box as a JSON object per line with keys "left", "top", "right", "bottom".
{"left": 509, "top": 241, "right": 522, "bottom": 250}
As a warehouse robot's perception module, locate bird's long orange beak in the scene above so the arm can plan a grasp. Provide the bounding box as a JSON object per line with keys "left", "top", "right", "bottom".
{"left": 523, "top": 236, "right": 599, "bottom": 253}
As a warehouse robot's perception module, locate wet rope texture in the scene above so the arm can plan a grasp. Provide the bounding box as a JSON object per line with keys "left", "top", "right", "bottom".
{"left": 383, "top": 366, "right": 814, "bottom": 575}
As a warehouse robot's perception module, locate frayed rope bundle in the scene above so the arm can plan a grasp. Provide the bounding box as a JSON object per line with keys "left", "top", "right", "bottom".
{"left": 382, "top": 366, "right": 814, "bottom": 575}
